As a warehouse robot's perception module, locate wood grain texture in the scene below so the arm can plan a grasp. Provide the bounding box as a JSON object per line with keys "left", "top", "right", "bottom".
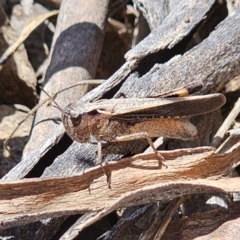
{"left": 116, "top": 5, "right": 237, "bottom": 97}
{"left": 133, "top": 0, "right": 180, "bottom": 30}
{"left": 3, "top": 0, "right": 109, "bottom": 181}
{"left": 1, "top": 143, "right": 240, "bottom": 230}
{"left": 35, "top": 1, "right": 230, "bottom": 178}
{"left": 3, "top": 0, "right": 231, "bottom": 190}
{"left": 1, "top": 1, "right": 238, "bottom": 238}
{"left": 163, "top": 201, "right": 240, "bottom": 240}
{"left": 126, "top": 0, "right": 216, "bottom": 60}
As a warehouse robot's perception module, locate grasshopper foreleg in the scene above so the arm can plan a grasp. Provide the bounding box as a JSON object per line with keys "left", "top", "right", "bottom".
{"left": 96, "top": 141, "right": 111, "bottom": 188}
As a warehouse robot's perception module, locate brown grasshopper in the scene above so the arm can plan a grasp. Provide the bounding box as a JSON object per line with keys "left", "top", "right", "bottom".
{"left": 43, "top": 82, "right": 226, "bottom": 169}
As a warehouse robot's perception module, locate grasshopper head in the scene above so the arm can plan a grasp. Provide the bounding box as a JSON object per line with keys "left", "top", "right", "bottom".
{"left": 40, "top": 87, "right": 91, "bottom": 143}
{"left": 62, "top": 103, "right": 90, "bottom": 143}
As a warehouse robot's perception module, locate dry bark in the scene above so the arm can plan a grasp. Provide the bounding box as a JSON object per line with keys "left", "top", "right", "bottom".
{"left": 1, "top": 0, "right": 240, "bottom": 239}
{"left": 162, "top": 201, "right": 240, "bottom": 240}
{"left": 22, "top": 0, "right": 109, "bottom": 157}
{"left": 0, "top": 4, "right": 37, "bottom": 108}
{"left": 133, "top": 0, "right": 180, "bottom": 30}
{"left": 1, "top": 142, "right": 240, "bottom": 230}
{"left": 3, "top": 0, "right": 109, "bottom": 181}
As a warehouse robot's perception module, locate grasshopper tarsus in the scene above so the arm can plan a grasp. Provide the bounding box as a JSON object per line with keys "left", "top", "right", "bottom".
{"left": 156, "top": 154, "right": 167, "bottom": 168}
{"left": 154, "top": 151, "right": 166, "bottom": 167}
{"left": 107, "top": 171, "right": 112, "bottom": 189}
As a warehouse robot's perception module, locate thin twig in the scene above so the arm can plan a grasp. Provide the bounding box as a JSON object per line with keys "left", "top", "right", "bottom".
{"left": 3, "top": 98, "right": 49, "bottom": 161}
{"left": 139, "top": 197, "right": 186, "bottom": 240}
{"left": 211, "top": 97, "right": 240, "bottom": 148}
{"left": 216, "top": 128, "right": 240, "bottom": 154}
{"left": 153, "top": 197, "right": 186, "bottom": 240}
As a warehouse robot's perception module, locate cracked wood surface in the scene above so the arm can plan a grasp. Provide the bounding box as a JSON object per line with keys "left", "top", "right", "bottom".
{"left": 1, "top": 143, "right": 240, "bottom": 230}
{"left": 2, "top": 1, "right": 240, "bottom": 239}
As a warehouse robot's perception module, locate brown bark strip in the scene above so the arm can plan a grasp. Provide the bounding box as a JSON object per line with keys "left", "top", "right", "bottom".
{"left": 1, "top": 144, "right": 240, "bottom": 230}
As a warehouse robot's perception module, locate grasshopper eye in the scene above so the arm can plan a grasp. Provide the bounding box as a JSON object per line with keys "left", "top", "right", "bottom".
{"left": 69, "top": 112, "right": 82, "bottom": 126}
{"left": 63, "top": 103, "right": 85, "bottom": 128}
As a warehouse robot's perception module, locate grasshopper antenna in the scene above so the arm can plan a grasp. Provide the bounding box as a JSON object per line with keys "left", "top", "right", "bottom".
{"left": 40, "top": 87, "right": 64, "bottom": 113}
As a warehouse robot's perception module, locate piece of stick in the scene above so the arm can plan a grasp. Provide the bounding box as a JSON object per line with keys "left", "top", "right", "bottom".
{"left": 211, "top": 97, "right": 240, "bottom": 148}
{"left": 216, "top": 128, "right": 240, "bottom": 154}
{"left": 153, "top": 197, "right": 186, "bottom": 240}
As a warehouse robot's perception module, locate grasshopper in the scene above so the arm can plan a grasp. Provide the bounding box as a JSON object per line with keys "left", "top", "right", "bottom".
{"left": 41, "top": 82, "right": 225, "bottom": 186}
{"left": 42, "top": 82, "right": 225, "bottom": 173}
{"left": 43, "top": 82, "right": 225, "bottom": 167}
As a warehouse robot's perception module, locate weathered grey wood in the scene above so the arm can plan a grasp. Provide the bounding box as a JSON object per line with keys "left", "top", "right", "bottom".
{"left": 2, "top": 66, "right": 139, "bottom": 180}
{"left": 43, "top": 0, "right": 229, "bottom": 174}
{"left": 60, "top": 212, "right": 99, "bottom": 240}
{"left": 3, "top": 127, "right": 66, "bottom": 180}
{"left": 133, "top": 0, "right": 180, "bottom": 30}
{"left": 101, "top": 194, "right": 234, "bottom": 239}
{"left": 41, "top": 139, "right": 149, "bottom": 176}
{"left": 79, "top": 0, "right": 226, "bottom": 104}
{"left": 2, "top": 1, "right": 236, "bottom": 238}
{"left": 1, "top": 217, "right": 67, "bottom": 240}
{"left": 23, "top": 0, "right": 109, "bottom": 157}
{"left": 126, "top": 0, "right": 216, "bottom": 61}
{"left": 101, "top": 200, "right": 183, "bottom": 240}
{"left": 3, "top": 0, "right": 109, "bottom": 181}
{"left": 116, "top": 6, "right": 239, "bottom": 97}
{"left": 44, "top": 3, "right": 237, "bottom": 237}
{"left": 3, "top": 0, "right": 229, "bottom": 180}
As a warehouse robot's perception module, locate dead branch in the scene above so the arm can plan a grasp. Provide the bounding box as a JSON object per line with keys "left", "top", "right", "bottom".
{"left": 1, "top": 144, "right": 240, "bottom": 230}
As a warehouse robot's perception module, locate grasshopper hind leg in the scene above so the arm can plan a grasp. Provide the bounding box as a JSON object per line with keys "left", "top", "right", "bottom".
{"left": 115, "top": 133, "right": 167, "bottom": 168}
{"left": 145, "top": 135, "right": 167, "bottom": 168}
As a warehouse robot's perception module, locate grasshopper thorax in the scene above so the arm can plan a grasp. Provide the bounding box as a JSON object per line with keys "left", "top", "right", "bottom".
{"left": 62, "top": 103, "right": 90, "bottom": 143}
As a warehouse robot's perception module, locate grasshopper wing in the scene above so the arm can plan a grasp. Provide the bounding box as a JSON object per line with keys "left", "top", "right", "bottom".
{"left": 109, "top": 93, "right": 226, "bottom": 117}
